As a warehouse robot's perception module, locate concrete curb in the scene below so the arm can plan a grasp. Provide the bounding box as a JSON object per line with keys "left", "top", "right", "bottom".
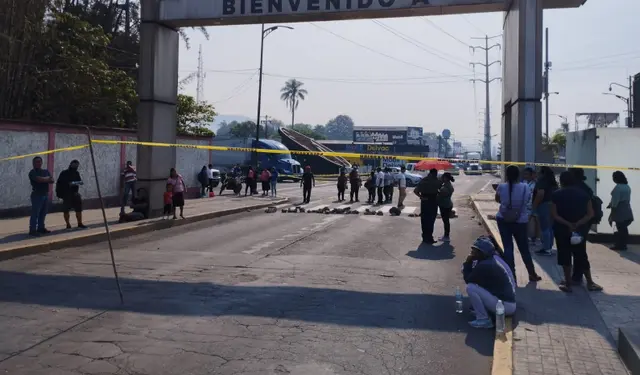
{"left": 470, "top": 197, "right": 514, "bottom": 375}
{"left": 0, "top": 198, "right": 288, "bottom": 262}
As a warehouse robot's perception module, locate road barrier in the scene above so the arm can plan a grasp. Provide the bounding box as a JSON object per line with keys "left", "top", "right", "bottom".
{"left": 2, "top": 138, "right": 639, "bottom": 172}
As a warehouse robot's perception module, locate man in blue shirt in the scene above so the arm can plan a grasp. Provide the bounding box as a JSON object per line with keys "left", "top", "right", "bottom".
{"left": 28, "top": 156, "right": 54, "bottom": 236}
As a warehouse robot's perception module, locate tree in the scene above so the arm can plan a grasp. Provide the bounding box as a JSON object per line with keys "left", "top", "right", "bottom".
{"left": 291, "top": 123, "right": 326, "bottom": 140}
{"left": 280, "top": 79, "right": 308, "bottom": 127}
{"left": 325, "top": 115, "right": 354, "bottom": 140}
{"left": 230, "top": 121, "right": 264, "bottom": 139}
{"left": 29, "top": 10, "right": 138, "bottom": 126}
{"left": 0, "top": 0, "right": 209, "bottom": 128}
{"left": 313, "top": 124, "right": 326, "bottom": 138}
{"left": 176, "top": 94, "right": 215, "bottom": 136}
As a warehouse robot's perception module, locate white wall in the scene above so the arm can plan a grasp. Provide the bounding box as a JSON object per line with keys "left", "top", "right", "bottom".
{"left": 594, "top": 128, "right": 640, "bottom": 235}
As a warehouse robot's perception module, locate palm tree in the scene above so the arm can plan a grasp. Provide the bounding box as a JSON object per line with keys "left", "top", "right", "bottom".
{"left": 280, "top": 79, "right": 308, "bottom": 127}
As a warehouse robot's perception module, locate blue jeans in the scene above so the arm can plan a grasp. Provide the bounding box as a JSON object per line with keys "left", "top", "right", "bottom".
{"left": 270, "top": 181, "right": 277, "bottom": 196}
{"left": 121, "top": 181, "right": 136, "bottom": 214}
{"left": 536, "top": 201, "right": 554, "bottom": 250}
{"left": 496, "top": 219, "right": 537, "bottom": 277}
{"left": 30, "top": 194, "right": 49, "bottom": 232}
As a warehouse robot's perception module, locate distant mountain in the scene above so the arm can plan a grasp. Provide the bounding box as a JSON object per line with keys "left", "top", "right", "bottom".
{"left": 205, "top": 115, "right": 251, "bottom": 132}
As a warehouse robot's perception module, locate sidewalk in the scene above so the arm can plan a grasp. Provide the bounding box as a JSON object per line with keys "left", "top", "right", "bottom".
{"left": 472, "top": 193, "right": 639, "bottom": 375}
{"left": 0, "top": 194, "right": 288, "bottom": 260}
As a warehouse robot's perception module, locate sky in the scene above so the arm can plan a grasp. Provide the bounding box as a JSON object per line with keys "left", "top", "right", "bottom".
{"left": 177, "top": 0, "right": 640, "bottom": 150}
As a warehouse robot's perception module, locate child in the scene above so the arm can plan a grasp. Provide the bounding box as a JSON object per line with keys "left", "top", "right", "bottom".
{"left": 163, "top": 184, "right": 173, "bottom": 219}
{"left": 337, "top": 171, "right": 348, "bottom": 202}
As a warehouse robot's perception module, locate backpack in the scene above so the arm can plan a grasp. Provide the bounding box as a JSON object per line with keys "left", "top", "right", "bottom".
{"left": 502, "top": 184, "right": 527, "bottom": 223}
{"left": 55, "top": 171, "right": 67, "bottom": 199}
{"left": 591, "top": 195, "right": 604, "bottom": 224}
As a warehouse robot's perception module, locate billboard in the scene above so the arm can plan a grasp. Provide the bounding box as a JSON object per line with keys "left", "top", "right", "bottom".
{"left": 407, "top": 126, "right": 423, "bottom": 145}
{"left": 353, "top": 126, "right": 423, "bottom": 145}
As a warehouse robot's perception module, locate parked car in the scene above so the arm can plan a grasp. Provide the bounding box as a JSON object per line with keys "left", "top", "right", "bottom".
{"left": 466, "top": 164, "right": 482, "bottom": 175}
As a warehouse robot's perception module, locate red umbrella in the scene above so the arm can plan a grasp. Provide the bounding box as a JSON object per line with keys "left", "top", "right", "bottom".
{"left": 414, "top": 159, "right": 453, "bottom": 171}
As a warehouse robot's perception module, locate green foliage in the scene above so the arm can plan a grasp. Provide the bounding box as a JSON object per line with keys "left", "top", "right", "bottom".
{"left": 291, "top": 123, "right": 326, "bottom": 140}
{"left": 0, "top": 0, "right": 210, "bottom": 132}
{"left": 230, "top": 121, "right": 263, "bottom": 139}
{"left": 324, "top": 115, "right": 354, "bottom": 140}
{"left": 176, "top": 94, "right": 215, "bottom": 136}
{"left": 280, "top": 79, "right": 308, "bottom": 127}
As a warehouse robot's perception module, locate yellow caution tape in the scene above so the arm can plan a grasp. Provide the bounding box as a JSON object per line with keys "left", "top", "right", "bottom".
{"left": 0, "top": 145, "right": 89, "bottom": 163}
{"left": 2, "top": 138, "right": 638, "bottom": 173}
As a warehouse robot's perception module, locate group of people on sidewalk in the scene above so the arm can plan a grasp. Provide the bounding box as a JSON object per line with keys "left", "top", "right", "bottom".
{"left": 495, "top": 165, "right": 633, "bottom": 293}
{"left": 28, "top": 156, "right": 87, "bottom": 236}
{"left": 462, "top": 164, "right": 634, "bottom": 329}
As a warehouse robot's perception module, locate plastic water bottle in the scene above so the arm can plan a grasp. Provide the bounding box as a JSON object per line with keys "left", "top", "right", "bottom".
{"left": 455, "top": 287, "right": 463, "bottom": 314}
{"left": 495, "top": 300, "right": 506, "bottom": 334}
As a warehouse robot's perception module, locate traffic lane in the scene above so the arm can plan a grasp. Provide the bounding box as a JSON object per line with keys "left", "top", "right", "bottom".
{"left": 0, "top": 191, "right": 494, "bottom": 375}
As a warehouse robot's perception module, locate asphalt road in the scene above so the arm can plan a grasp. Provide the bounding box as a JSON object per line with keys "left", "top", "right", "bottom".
{"left": 0, "top": 173, "right": 498, "bottom": 375}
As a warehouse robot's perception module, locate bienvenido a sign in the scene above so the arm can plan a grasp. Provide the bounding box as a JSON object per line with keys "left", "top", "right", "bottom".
{"left": 159, "top": 0, "right": 504, "bottom": 26}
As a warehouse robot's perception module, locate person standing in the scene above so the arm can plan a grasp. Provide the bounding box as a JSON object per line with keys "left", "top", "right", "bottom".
{"left": 260, "top": 168, "right": 271, "bottom": 196}
{"left": 245, "top": 166, "right": 255, "bottom": 196}
{"left": 207, "top": 164, "right": 215, "bottom": 193}
{"left": 163, "top": 184, "right": 174, "bottom": 220}
{"left": 551, "top": 171, "right": 602, "bottom": 292}
{"left": 300, "top": 166, "right": 315, "bottom": 204}
{"left": 365, "top": 171, "right": 376, "bottom": 204}
{"left": 383, "top": 168, "right": 393, "bottom": 203}
{"left": 522, "top": 167, "right": 541, "bottom": 249}
{"left": 337, "top": 170, "right": 348, "bottom": 202}
{"left": 375, "top": 167, "right": 385, "bottom": 205}
{"left": 270, "top": 167, "right": 279, "bottom": 197}
{"left": 56, "top": 160, "right": 86, "bottom": 229}
{"left": 349, "top": 167, "right": 361, "bottom": 203}
{"left": 120, "top": 160, "right": 137, "bottom": 216}
{"left": 28, "top": 156, "right": 54, "bottom": 236}
{"left": 396, "top": 166, "right": 407, "bottom": 208}
{"left": 532, "top": 166, "right": 558, "bottom": 256}
{"left": 437, "top": 172, "right": 455, "bottom": 242}
{"left": 198, "top": 165, "right": 209, "bottom": 197}
{"left": 495, "top": 165, "right": 541, "bottom": 282}
{"left": 414, "top": 168, "right": 442, "bottom": 244}
{"left": 608, "top": 171, "right": 633, "bottom": 251}
{"left": 167, "top": 168, "right": 186, "bottom": 219}
{"left": 568, "top": 167, "right": 597, "bottom": 284}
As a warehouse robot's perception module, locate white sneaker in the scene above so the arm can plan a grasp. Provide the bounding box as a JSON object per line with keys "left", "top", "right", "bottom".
{"left": 439, "top": 236, "right": 451, "bottom": 242}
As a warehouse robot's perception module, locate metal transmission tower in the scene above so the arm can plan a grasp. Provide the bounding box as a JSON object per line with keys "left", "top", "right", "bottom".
{"left": 196, "top": 44, "right": 206, "bottom": 103}
{"left": 470, "top": 35, "right": 501, "bottom": 164}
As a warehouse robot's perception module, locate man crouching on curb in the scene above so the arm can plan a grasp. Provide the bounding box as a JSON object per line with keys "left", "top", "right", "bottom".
{"left": 462, "top": 236, "right": 517, "bottom": 329}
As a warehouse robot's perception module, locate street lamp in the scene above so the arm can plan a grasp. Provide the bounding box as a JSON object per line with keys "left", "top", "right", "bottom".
{"left": 255, "top": 24, "right": 293, "bottom": 165}
{"left": 551, "top": 114, "right": 569, "bottom": 132}
{"left": 544, "top": 91, "right": 559, "bottom": 139}
{"left": 608, "top": 78, "right": 633, "bottom": 127}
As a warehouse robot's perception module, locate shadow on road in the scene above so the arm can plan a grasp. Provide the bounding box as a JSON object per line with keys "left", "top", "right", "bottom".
{"left": 406, "top": 242, "right": 456, "bottom": 260}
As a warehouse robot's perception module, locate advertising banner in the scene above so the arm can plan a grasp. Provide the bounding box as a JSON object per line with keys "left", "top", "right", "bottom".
{"left": 353, "top": 129, "right": 407, "bottom": 144}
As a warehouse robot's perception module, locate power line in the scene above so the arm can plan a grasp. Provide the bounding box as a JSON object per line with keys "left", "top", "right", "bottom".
{"left": 309, "top": 22, "right": 465, "bottom": 78}
{"left": 371, "top": 20, "right": 471, "bottom": 70}
{"left": 212, "top": 70, "right": 259, "bottom": 103}
{"left": 420, "top": 18, "right": 469, "bottom": 47}
{"left": 555, "top": 49, "right": 640, "bottom": 66}
{"left": 460, "top": 15, "right": 486, "bottom": 35}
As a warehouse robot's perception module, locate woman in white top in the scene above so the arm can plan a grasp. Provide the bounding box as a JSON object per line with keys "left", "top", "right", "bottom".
{"left": 495, "top": 165, "right": 542, "bottom": 282}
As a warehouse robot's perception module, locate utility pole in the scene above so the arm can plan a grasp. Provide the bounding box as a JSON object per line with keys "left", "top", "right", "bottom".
{"left": 470, "top": 35, "right": 501, "bottom": 165}
{"left": 263, "top": 115, "right": 270, "bottom": 138}
{"left": 196, "top": 45, "right": 205, "bottom": 104}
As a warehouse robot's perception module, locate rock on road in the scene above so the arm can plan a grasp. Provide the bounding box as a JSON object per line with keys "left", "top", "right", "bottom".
{"left": 0, "top": 174, "right": 497, "bottom": 375}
